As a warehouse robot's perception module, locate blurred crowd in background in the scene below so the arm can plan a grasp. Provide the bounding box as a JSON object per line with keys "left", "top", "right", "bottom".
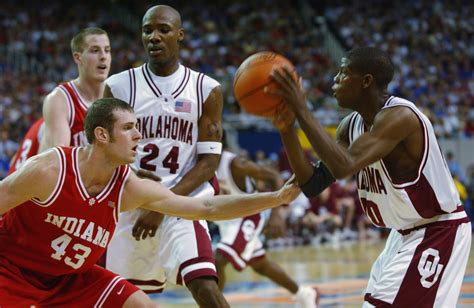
{"left": 0, "top": 0, "right": 472, "bottom": 244}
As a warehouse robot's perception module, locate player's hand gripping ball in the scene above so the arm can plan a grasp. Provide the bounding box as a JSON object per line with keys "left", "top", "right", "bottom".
{"left": 233, "top": 51, "right": 297, "bottom": 117}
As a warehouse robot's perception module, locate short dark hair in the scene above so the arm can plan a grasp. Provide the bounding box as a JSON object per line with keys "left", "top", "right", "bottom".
{"left": 84, "top": 98, "right": 134, "bottom": 143}
{"left": 70, "top": 27, "right": 108, "bottom": 54}
{"left": 347, "top": 47, "right": 394, "bottom": 89}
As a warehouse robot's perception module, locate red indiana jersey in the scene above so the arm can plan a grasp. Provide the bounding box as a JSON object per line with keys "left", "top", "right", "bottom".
{"left": 8, "top": 118, "right": 44, "bottom": 175}
{"left": 58, "top": 81, "right": 89, "bottom": 147}
{"left": 0, "top": 147, "right": 130, "bottom": 276}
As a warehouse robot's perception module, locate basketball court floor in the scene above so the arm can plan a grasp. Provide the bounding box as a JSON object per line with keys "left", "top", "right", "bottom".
{"left": 152, "top": 238, "right": 474, "bottom": 307}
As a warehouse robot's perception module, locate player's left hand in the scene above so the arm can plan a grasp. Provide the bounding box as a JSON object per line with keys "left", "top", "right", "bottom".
{"left": 266, "top": 66, "right": 307, "bottom": 113}
{"left": 276, "top": 174, "right": 301, "bottom": 204}
{"left": 272, "top": 103, "right": 295, "bottom": 133}
{"left": 132, "top": 209, "right": 165, "bottom": 240}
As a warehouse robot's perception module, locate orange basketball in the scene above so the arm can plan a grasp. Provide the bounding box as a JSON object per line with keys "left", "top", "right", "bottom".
{"left": 233, "top": 51, "right": 296, "bottom": 117}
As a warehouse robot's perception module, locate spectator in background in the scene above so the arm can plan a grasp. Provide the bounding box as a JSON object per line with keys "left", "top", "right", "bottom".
{"left": 302, "top": 183, "right": 345, "bottom": 247}
{"left": 0, "top": 130, "right": 18, "bottom": 177}
{"left": 446, "top": 152, "right": 467, "bottom": 184}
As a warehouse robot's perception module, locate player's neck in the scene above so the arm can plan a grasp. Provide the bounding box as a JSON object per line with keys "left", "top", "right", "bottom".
{"left": 78, "top": 146, "right": 117, "bottom": 189}
{"left": 73, "top": 78, "right": 105, "bottom": 105}
{"left": 148, "top": 60, "right": 180, "bottom": 77}
{"left": 357, "top": 93, "right": 388, "bottom": 126}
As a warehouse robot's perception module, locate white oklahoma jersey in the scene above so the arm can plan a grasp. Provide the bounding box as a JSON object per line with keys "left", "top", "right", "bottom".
{"left": 105, "top": 63, "right": 220, "bottom": 292}
{"left": 349, "top": 96, "right": 464, "bottom": 231}
{"left": 215, "top": 151, "right": 267, "bottom": 271}
{"left": 351, "top": 96, "right": 471, "bottom": 308}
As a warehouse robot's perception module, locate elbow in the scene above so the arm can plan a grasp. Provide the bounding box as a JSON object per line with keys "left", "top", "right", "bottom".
{"left": 332, "top": 168, "right": 357, "bottom": 180}
{"left": 327, "top": 160, "right": 357, "bottom": 180}
{"left": 196, "top": 199, "right": 216, "bottom": 221}
{"left": 333, "top": 170, "right": 351, "bottom": 180}
{"left": 200, "top": 158, "right": 220, "bottom": 180}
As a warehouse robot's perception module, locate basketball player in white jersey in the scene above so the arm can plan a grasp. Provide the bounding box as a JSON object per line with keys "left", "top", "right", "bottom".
{"left": 215, "top": 146, "right": 320, "bottom": 308}
{"left": 270, "top": 47, "right": 471, "bottom": 307}
{"left": 40, "top": 27, "right": 111, "bottom": 151}
{"left": 104, "top": 5, "right": 227, "bottom": 306}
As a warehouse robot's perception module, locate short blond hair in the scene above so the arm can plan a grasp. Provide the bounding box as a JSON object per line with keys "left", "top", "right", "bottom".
{"left": 70, "top": 27, "right": 108, "bottom": 53}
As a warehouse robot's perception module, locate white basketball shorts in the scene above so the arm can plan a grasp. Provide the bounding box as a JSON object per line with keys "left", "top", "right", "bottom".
{"left": 363, "top": 219, "right": 471, "bottom": 307}
{"left": 216, "top": 212, "right": 266, "bottom": 271}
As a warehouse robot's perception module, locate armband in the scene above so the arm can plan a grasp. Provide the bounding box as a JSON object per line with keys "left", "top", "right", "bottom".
{"left": 300, "top": 161, "right": 336, "bottom": 198}
{"left": 196, "top": 141, "right": 222, "bottom": 154}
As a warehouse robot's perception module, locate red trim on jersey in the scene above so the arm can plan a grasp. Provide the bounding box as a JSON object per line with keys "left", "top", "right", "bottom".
{"left": 95, "top": 275, "right": 124, "bottom": 307}
{"left": 172, "top": 67, "right": 190, "bottom": 98}
{"left": 392, "top": 222, "right": 459, "bottom": 307}
{"left": 247, "top": 253, "right": 266, "bottom": 265}
{"left": 59, "top": 85, "right": 75, "bottom": 128}
{"left": 347, "top": 112, "right": 358, "bottom": 144}
{"left": 128, "top": 69, "right": 137, "bottom": 109}
{"left": 209, "top": 176, "right": 220, "bottom": 195}
{"left": 31, "top": 147, "right": 67, "bottom": 207}
{"left": 398, "top": 214, "right": 469, "bottom": 235}
{"left": 71, "top": 148, "right": 87, "bottom": 201}
{"left": 216, "top": 245, "right": 246, "bottom": 271}
{"left": 176, "top": 256, "right": 217, "bottom": 285}
{"left": 115, "top": 165, "right": 130, "bottom": 223}
{"left": 96, "top": 168, "right": 120, "bottom": 203}
{"left": 404, "top": 174, "right": 445, "bottom": 218}
{"left": 383, "top": 96, "right": 395, "bottom": 107}
{"left": 69, "top": 81, "right": 89, "bottom": 111}
{"left": 379, "top": 102, "right": 429, "bottom": 188}
{"left": 71, "top": 148, "right": 120, "bottom": 203}
{"left": 196, "top": 73, "right": 204, "bottom": 119}
{"left": 128, "top": 278, "right": 166, "bottom": 293}
{"left": 364, "top": 293, "right": 391, "bottom": 306}
{"left": 143, "top": 288, "right": 165, "bottom": 294}
{"left": 142, "top": 64, "right": 162, "bottom": 97}
{"left": 175, "top": 220, "right": 216, "bottom": 285}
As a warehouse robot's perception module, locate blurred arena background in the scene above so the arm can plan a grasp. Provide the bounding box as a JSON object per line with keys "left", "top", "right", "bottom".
{"left": 0, "top": 0, "right": 472, "bottom": 306}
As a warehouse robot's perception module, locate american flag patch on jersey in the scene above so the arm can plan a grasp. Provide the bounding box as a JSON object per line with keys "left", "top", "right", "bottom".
{"left": 175, "top": 99, "right": 191, "bottom": 113}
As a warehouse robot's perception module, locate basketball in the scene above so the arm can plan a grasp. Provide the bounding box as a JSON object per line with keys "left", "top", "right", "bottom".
{"left": 233, "top": 51, "right": 296, "bottom": 117}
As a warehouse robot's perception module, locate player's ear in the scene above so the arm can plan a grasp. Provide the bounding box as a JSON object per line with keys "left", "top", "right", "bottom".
{"left": 362, "top": 74, "right": 374, "bottom": 89}
{"left": 72, "top": 51, "right": 82, "bottom": 65}
{"left": 177, "top": 28, "right": 184, "bottom": 42}
{"left": 94, "top": 126, "right": 109, "bottom": 143}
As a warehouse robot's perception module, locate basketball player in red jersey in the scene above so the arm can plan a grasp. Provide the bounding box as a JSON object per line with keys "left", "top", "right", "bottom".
{"left": 104, "top": 5, "right": 227, "bottom": 306}
{"left": 8, "top": 118, "right": 44, "bottom": 174}
{"left": 0, "top": 98, "right": 300, "bottom": 306}
{"left": 40, "top": 27, "right": 110, "bottom": 151}
{"left": 270, "top": 47, "right": 471, "bottom": 307}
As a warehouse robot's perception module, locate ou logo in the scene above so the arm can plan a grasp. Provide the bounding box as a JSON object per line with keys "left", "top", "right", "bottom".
{"left": 417, "top": 248, "right": 444, "bottom": 288}
{"left": 242, "top": 220, "right": 256, "bottom": 241}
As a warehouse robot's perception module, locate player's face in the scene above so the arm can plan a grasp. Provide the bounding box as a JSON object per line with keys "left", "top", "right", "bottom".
{"left": 332, "top": 57, "right": 363, "bottom": 109}
{"left": 142, "top": 9, "right": 183, "bottom": 68}
{"left": 108, "top": 110, "right": 142, "bottom": 164}
{"left": 77, "top": 34, "right": 111, "bottom": 82}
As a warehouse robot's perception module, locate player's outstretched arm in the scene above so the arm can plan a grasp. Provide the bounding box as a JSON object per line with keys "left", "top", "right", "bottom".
{"left": 40, "top": 89, "right": 71, "bottom": 152}
{"left": 0, "top": 151, "right": 58, "bottom": 215}
{"left": 121, "top": 173, "right": 300, "bottom": 221}
{"left": 269, "top": 68, "right": 420, "bottom": 179}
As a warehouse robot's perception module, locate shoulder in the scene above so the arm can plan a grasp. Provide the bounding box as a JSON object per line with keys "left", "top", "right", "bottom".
{"left": 187, "top": 66, "right": 221, "bottom": 94}
{"left": 14, "top": 148, "right": 61, "bottom": 183}
{"left": 44, "top": 85, "right": 68, "bottom": 105}
{"left": 336, "top": 112, "right": 358, "bottom": 145}
{"left": 106, "top": 69, "right": 133, "bottom": 87}
{"left": 375, "top": 104, "right": 419, "bottom": 126}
